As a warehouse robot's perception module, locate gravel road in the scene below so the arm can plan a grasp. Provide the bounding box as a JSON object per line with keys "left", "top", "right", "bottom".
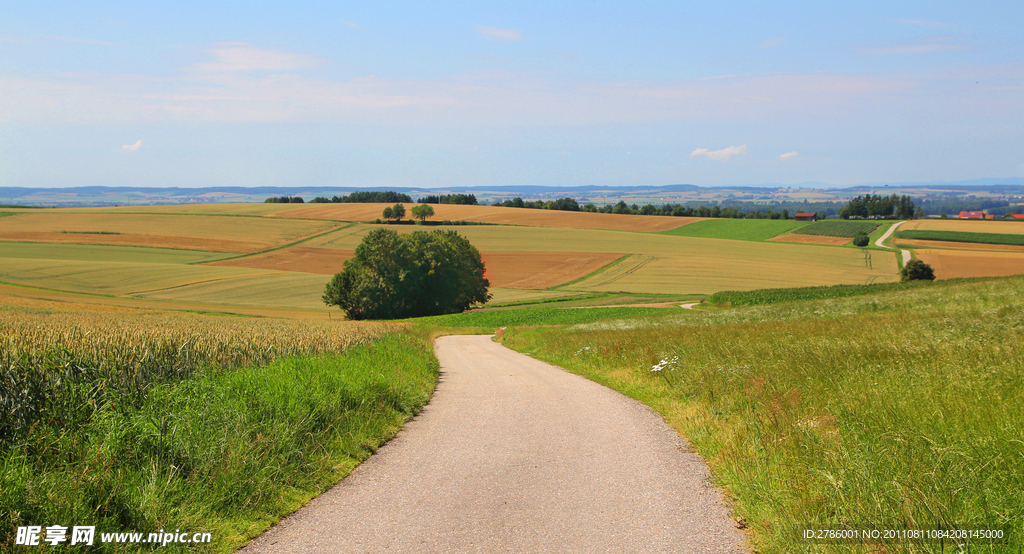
{"left": 239, "top": 335, "right": 749, "bottom": 553}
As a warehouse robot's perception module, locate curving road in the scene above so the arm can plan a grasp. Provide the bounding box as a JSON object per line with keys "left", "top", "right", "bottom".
{"left": 239, "top": 335, "right": 749, "bottom": 553}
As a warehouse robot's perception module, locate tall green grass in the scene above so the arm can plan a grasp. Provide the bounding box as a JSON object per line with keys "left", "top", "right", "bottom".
{"left": 1, "top": 301, "right": 435, "bottom": 553}
{"left": 500, "top": 277, "right": 1024, "bottom": 553}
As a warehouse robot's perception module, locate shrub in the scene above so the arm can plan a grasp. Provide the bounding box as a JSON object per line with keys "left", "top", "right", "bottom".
{"left": 852, "top": 232, "right": 870, "bottom": 247}
{"left": 900, "top": 259, "right": 936, "bottom": 281}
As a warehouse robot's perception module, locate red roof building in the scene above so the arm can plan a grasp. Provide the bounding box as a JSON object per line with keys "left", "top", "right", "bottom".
{"left": 959, "top": 211, "right": 984, "bottom": 219}
{"left": 1009, "top": 214, "right": 1024, "bottom": 220}
{"left": 794, "top": 212, "right": 817, "bottom": 221}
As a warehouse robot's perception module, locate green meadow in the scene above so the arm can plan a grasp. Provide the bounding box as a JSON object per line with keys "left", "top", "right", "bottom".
{"left": 658, "top": 218, "right": 808, "bottom": 241}
{"left": 494, "top": 276, "right": 1024, "bottom": 553}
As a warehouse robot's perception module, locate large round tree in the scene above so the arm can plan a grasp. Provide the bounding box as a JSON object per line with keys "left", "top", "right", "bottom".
{"left": 323, "top": 228, "right": 490, "bottom": 319}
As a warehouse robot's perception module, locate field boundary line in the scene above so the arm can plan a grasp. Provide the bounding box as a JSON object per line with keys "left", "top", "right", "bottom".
{"left": 196, "top": 222, "right": 354, "bottom": 265}
{"left": 569, "top": 254, "right": 656, "bottom": 288}
{"left": 552, "top": 254, "right": 630, "bottom": 290}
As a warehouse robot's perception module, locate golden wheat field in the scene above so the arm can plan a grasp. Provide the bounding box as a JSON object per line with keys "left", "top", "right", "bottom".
{"left": 913, "top": 249, "right": 1024, "bottom": 279}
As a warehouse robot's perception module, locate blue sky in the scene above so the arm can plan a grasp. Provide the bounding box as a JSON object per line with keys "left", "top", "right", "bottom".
{"left": 2, "top": 1, "right": 1022, "bottom": 188}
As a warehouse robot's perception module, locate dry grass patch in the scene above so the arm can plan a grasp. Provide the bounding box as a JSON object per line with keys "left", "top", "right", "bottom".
{"left": 914, "top": 249, "right": 1024, "bottom": 279}
{"left": 902, "top": 219, "right": 1024, "bottom": 234}
{"left": 480, "top": 251, "right": 623, "bottom": 288}
{"left": 209, "top": 247, "right": 355, "bottom": 274}
{"left": 767, "top": 234, "right": 851, "bottom": 246}
{"left": 275, "top": 203, "right": 701, "bottom": 232}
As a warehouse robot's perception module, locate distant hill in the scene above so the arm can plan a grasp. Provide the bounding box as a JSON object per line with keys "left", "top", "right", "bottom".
{"left": 2, "top": 179, "right": 1022, "bottom": 208}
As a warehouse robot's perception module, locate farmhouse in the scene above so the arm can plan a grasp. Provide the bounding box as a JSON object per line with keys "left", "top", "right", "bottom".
{"left": 959, "top": 211, "right": 984, "bottom": 219}
{"left": 1009, "top": 214, "right": 1024, "bottom": 220}
{"left": 794, "top": 212, "right": 817, "bottom": 221}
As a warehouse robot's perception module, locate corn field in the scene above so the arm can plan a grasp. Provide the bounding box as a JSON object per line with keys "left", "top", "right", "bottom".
{"left": 0, "top": 296, "right": 392, "bottom": 451}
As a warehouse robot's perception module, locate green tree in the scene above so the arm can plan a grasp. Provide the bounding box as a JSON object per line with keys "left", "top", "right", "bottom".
{"left": 852, "top": 232, "right": 870, "bottom": 247}
{"left": 411, "top": 203, "right": 435, "bottom": 222}
{"left": 392, "top": 203, "right": 406, "bottom": 221}
{"left": 900, "top": 259, "right": 936, "bottom": 281}
{"left": 382, "top": 206, "right": 394, "bottom": 221}
{"left": 323, "top": 228, "right": 490, "bottom": 320}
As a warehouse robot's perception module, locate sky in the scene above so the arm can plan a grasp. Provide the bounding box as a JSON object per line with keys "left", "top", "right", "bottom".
{"left": 1, "top": 1, "right": 1022, "bottom": 189}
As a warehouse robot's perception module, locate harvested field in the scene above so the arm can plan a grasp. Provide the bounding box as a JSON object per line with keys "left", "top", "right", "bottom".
{"left": 480, "top": 251, "right": 622, "bottom": 289}
{"left": 895, "top": 239, "right": 1024, "bottom": 252}
{"left": 0, "top": 212, "right": 337, "bottom": 252}
{"left": 901, "top": 219, "right": 1024, "bottom": 234}
{"left": 768, "top": 234, "right": 851, "bottom": 246}
{"left": 0, "top": 258, "right": 330, "bottom": 310}
{"left": 209, "top": 247, "right": 355, "bottom": 274}
{"left": 304, "top": 224, "right": 899, "bottom": 294}
{"left": 0, "top": 232, "right": 268, "bottom": 253}
{"left": 914, "top": 249, "right": 1024, "bottom": 279}
{"left": 274, "top": 203, "right": 700, "bottom": 232}
{"left": 0, "top": 242, "right": 232, "bottom": 264}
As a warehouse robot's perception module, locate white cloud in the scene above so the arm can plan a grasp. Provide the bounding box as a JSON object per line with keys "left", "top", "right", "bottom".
{"left": 691, "top": 145, "right": 748, "bottom": 161}
{"left": 780, "top": 151, "right": 799, "bottom": 160}
{"left": 121, "top": 139, "right": 143, "bottom": 152}
{"left": 476, "top": 26, "right": 522, "bottom": 41}
{"left": 342, "top": 21, "right": 362, "bottom": 29}
{"left": 191, "top": 42, "right": 323, "bottom": 72}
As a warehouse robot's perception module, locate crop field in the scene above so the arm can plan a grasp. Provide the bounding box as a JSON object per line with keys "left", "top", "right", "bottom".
{"left": 209, "top": 247, "right": 355, "bottom": 275}
{"left": 0, "top": 242, "right": 233, "bottom": 264}
{"left": 767, "top": 233, "right": 851, "bottom": 245}
{"left": 659, "top": 218, "right": 807, "bottom": 241}
{"left": 791, "top": 220, "right": 880, "bottom": 237}
{"left": 901, "top": 219, "right": 1024, "bottom": 234}
{"left": 914, "top": 248, "right": 1024, "bottom": 279}
{"left": 895, "top": 238, "right": 1024, "bottom": 251}
{"left": 895, "top": 229, "right": 1024, "bottom": 246}
{"left": 0, "top": 258, "right": 331, "bottom": 310}
{"left": 0, "top": 212, "right": 338, "bottom": 252}
{"left": 274, "top": 203, "right": 698, "bottom": 232}
{"left": 499, "top": 276, "right": 1024, "bottom": 553}
{"left": 0, "top": 295, "right": 435, "bottom": 552}
{"left": 480, "top": 251, "right": 624, "bottom": 289}
{"left": 304, "top": 224, "right": 899, "bottom": 294}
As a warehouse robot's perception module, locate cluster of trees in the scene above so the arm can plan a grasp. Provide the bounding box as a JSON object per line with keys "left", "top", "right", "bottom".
{"left": 417, "top": 194, "right": 478, "bottom": 205}
{"left": 498, "top": 197, "right": 581, "bottom": 211}
{"left": 309, "top": 191, "right": 413, "bottom": 204}
{"left": 323, "top": 228, "right": 490, "bottom": 319}
{"left": 838, "top": 194, "right": 916, "bottom": 219}
{"left": 901, "top": 260, "right": 935, "bottom": 281}
{"left": 264, "top": 196, "right": 305, "bottom": 203}
{"left": 495, "top": 197, "right": 804, "bottom": 219}
{"left": 381, "top": 203, "right": 435, "bottom": 222}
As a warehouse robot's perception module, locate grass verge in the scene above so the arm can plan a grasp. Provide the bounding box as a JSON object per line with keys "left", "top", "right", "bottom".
{"left": 497, "top": 277, "right": 1024, "bottom": 553}
{"left": 705, "top": 277, "right": 999, "bottom": 306}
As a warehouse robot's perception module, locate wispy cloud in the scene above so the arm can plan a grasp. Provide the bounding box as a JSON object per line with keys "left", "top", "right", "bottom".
{"left": 38, "top": 34, "right": 119, "bottom": 47}
{"left": 864, "top": 36, "right": 967, "bottom": 55}
{"left": 691, "top": 145, "right": 748, "bottom": 161}
{"left": 898, "top": 19, "right": 957, "bottom": 29}
{"left": 342, "top": 21, "right": 362, "bottom": 29}
{"left": 476, "top": 26, "right": 522, "bottom": 41}
{"left": 191, "top": 42, "right": 323, "bottom": 72}
{"left": 780, "top": 151, "right": 799, "bottom": 160}
{"left": 758, "top": 37, "right": 785, "bottom": 49}
{"left": 121, "top": 140, "right": 143, "bottom": 152}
